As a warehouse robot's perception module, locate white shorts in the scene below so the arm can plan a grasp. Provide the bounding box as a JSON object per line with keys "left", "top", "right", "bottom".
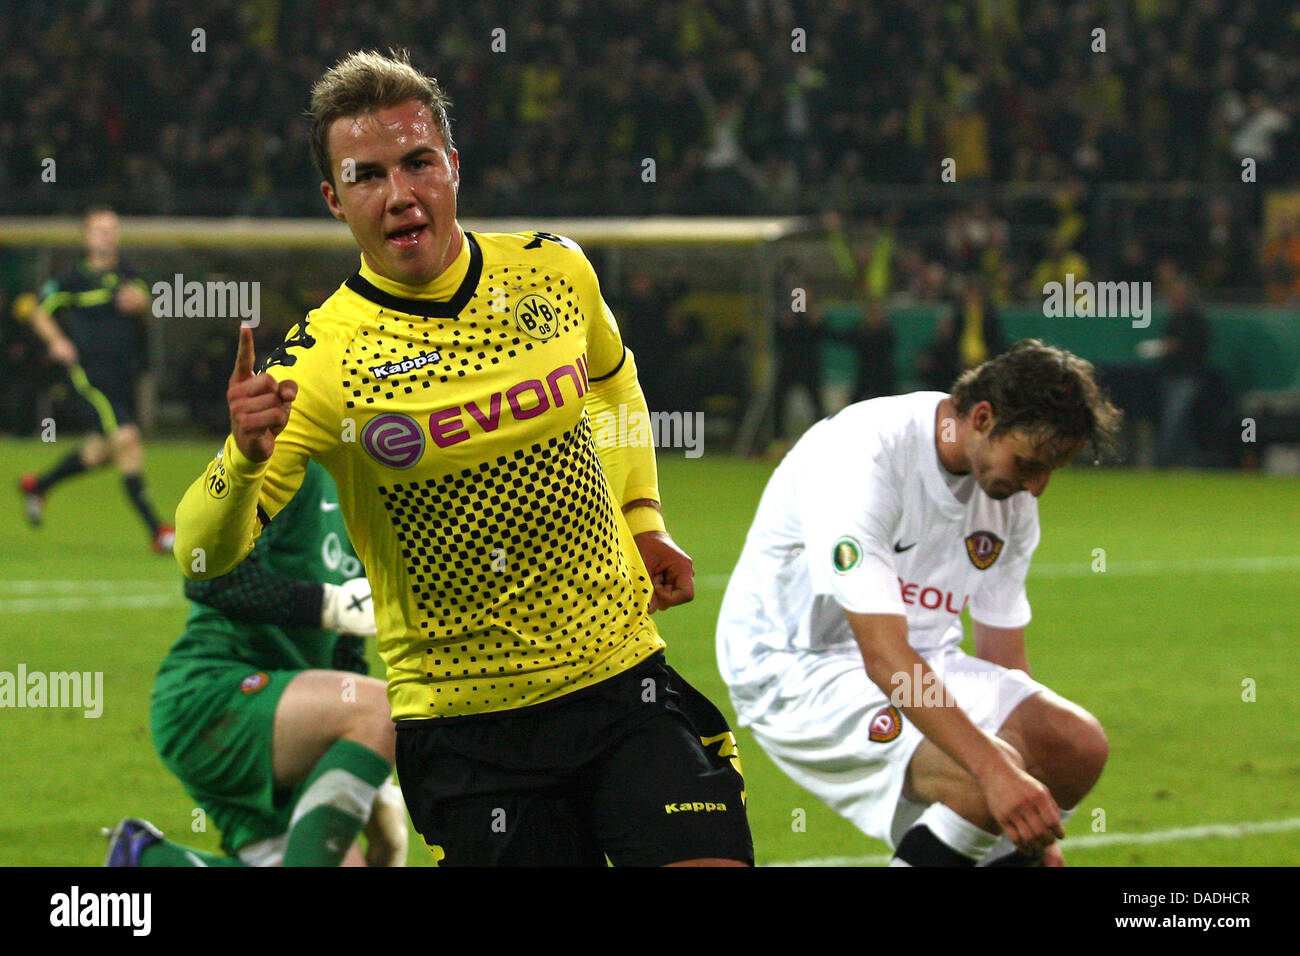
{"left": 738, "top": 644, "right": 1045, "bottom": 848}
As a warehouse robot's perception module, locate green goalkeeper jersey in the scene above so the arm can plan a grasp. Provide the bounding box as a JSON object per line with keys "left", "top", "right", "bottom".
{"left": 155, "top": 460, "right": 361, "bottom": 692}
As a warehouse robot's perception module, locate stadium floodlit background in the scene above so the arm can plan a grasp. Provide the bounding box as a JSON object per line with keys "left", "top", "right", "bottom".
{"left": 0, "top": 0, "right": 1297, "bottom": 867}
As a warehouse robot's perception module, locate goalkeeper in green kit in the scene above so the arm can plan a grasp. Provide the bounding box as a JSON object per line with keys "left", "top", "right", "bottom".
{"left": 105, "top": 460, "right": 407, "bottom": 866}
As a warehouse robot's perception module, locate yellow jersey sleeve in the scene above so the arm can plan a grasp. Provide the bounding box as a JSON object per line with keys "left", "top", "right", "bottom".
{"left": 572, "top": 255, "right": 661, "bottom": 514}
{"left": 174, "top": 315, "right": 347, "bottom": 579}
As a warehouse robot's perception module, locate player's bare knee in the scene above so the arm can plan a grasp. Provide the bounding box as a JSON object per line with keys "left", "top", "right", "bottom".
{"left": 1035, "top": 704, "right": 1108, "bottom": 804}
{"left": 341, "top": 676, "right": 395, "bottom": 763}
{"left": 112, "top": 426, "right": 143, "bottom": 463}
{"left": 1064, "top": 708, "right": 1108, "bottom": 785}
{"left": 81, "top": 437, "right": 108, "bottom": 467}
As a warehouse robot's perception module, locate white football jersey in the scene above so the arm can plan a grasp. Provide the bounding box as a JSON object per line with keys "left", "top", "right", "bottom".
{"left": 717, "top": 392, "right": 1040, "bottom": 718}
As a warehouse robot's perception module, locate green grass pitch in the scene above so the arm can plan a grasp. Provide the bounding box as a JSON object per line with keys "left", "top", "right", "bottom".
{"left": 1, "top": 436, "right": 1297, "bottom": 866}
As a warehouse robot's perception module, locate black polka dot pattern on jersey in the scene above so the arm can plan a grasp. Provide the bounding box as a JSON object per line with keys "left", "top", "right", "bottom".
{"left": 340, "top": 267, "right": 578, "bottom": 409}
{"left": 379, "top": 416, "right": 648, "bottom": 710}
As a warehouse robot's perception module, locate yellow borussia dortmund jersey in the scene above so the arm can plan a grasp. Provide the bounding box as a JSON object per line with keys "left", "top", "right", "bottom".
{"left": 179, "top": 230, "right": 666, "bottom": 719}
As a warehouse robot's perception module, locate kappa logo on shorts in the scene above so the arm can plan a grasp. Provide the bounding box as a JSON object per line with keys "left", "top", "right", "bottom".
{"left": 868, "top": 704, "right": 903, "bottom": 742}
{"left": 240, "top": 672, "right": 269, "bottom": 694}
{"left": 965, "top": 531, "right": 1004, "bottom": 570}
{"left": 832, "top": 536, "right": 863, "bottom": 574}
{"left": 664, "top": 801, "right": 728, "bottom": 814}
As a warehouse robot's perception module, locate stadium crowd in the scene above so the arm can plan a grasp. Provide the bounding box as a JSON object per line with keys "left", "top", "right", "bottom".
{"left": 2, "top": 0, "right": 1296, "bottom": 468}
{"left": 1, "top": 0, "right": 1296, "bottom": 218}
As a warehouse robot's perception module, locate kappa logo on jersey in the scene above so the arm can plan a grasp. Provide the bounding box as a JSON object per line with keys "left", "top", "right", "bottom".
{"left": 832, "top": 536, "right": 863, "bottom": 574}
{"left": 514, "top": 294, "right": 559, "bottom": 340}
{"left": 965, "top": 531, "right": 1004, "bottom": 570}
{"left": 240, "top": 672, "right": 269, "bottom": 694}
{"left": 370, "top": 350, "right": 442, "bottom": 380}
{"left": 868, "top": 704, "right": 903, "bottom": 742}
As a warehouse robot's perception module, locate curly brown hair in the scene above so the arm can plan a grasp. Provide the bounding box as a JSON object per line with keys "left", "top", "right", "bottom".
{"left": 308, "top": 49, "right": 454, "bottom": 186}
{"left": 951, "top": 339, "right": 1123, "bottom": 462}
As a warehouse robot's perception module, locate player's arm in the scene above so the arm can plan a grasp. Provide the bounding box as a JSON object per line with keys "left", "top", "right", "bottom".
{"left": 27, "top": 288, "right": 78, "bottom": 365}
{"left": 589, "top": 344, "right": 693, "bottom": 611}
{"left": 971, "top": 622, "right": 1030, "bottom": 675}
{"left": 175, "top": 327, "right": 293, "bottom": 578}
{"left": 849, "top": 612, "right": 1017, "bottom": 776}
{"left": 184, "top": 555, "right": 323, "bottom": 625}
{"left": 114, "top": 273, "right": 151, "bottom": 315}
{"left": 175, "top": 325, "right": 330, "bottom": 579}
{"left": 183, "top": 554, "right": 374, "bottom": 637}
{"left": 587, "top": 349, "right": 662, "bottom": 519}
{"left": 970, "top": 503, "right": 1039, "bottom": 676}
{"left": 846, "top": 611, "right": 1060, "bottom": 853}
{"left": 580, "top": 257, "right": 693, "bottom": 611}
{"left": 584, "top": 313, "right": 660, "bottom": 515}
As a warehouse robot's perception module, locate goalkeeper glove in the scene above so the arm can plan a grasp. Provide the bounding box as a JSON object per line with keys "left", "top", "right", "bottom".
{"left": 321, "top": 576, "right": 376, "bottom": 637}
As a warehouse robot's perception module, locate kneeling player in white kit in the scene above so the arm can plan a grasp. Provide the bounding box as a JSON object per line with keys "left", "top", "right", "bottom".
{"left": 718, "top": 340, "right": 1122, "bottom": 866}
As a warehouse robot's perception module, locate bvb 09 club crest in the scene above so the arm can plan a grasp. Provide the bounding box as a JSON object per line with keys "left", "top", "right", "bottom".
{"left": 965, "top": 531, "right": 1004, "bottom": 570}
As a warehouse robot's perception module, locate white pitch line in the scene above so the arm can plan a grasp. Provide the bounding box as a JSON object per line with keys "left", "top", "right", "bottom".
{"left": 696, "top": 555, "right": 1300, "bottom": 590}
{"left": 0, "top": 594, "right": 183, "bottom": 613}
{"left": 766, "top": 816, "right": 1300, "bottom": 867}
{"left": 0, "top": 580, "right": 176, "bottom": 594}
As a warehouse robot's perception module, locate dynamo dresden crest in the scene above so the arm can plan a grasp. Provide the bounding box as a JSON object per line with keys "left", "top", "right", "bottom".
{"left": 964, "top": 531, "right": 1004, "bottom": 570}
{"left": 868, "top": 705, "right": 902, "bottom": 743}
{"left": 240, "top": 672, "right": 270, "bottom": 694}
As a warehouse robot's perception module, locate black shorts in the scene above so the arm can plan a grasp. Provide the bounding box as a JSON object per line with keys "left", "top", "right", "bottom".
{"left": 395, "top": 653, "right": 753, "bottom": 866}
{"left": 63, "top": 366, "right": 137, "bottom": 433}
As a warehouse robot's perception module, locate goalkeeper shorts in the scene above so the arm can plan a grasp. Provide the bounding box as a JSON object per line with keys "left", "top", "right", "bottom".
{"left": 150, "top": 662, "right": 306, "bottom": 856}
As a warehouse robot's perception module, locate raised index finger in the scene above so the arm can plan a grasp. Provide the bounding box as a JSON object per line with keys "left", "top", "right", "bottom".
{"left": 232, "top": 325, "right": 257, "bottom": 381}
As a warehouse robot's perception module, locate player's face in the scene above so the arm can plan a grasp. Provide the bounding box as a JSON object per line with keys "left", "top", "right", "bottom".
{"left": 321, "top": 100, "right": 461, "bottom": 286}
{"left": 969, "top": 426, "right": 1075, "bottom": 500}
{"left": 83, "top": 212, "right": 119, "bottom": 258}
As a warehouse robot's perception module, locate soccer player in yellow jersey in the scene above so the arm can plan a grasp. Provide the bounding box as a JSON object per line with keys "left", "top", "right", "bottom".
{"left": 174, "top": 50, "right": 752, "bottom": 866}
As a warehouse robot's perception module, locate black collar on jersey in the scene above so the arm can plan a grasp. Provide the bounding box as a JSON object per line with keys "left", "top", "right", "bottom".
{"left": 343, "top": 231, "right": 483, "bottom": 318}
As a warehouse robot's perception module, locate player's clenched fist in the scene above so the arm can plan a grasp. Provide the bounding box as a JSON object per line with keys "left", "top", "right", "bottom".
{"left": 228, "top": 326, "right": 298, "bottom": 463}
{"left": 634, "top": 530, "right": 696, "bottom": 614}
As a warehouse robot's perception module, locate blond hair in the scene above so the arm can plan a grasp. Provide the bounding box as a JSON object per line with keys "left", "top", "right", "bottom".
{"left": 308, "top": 49, "right": 454, "bottom": 185}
